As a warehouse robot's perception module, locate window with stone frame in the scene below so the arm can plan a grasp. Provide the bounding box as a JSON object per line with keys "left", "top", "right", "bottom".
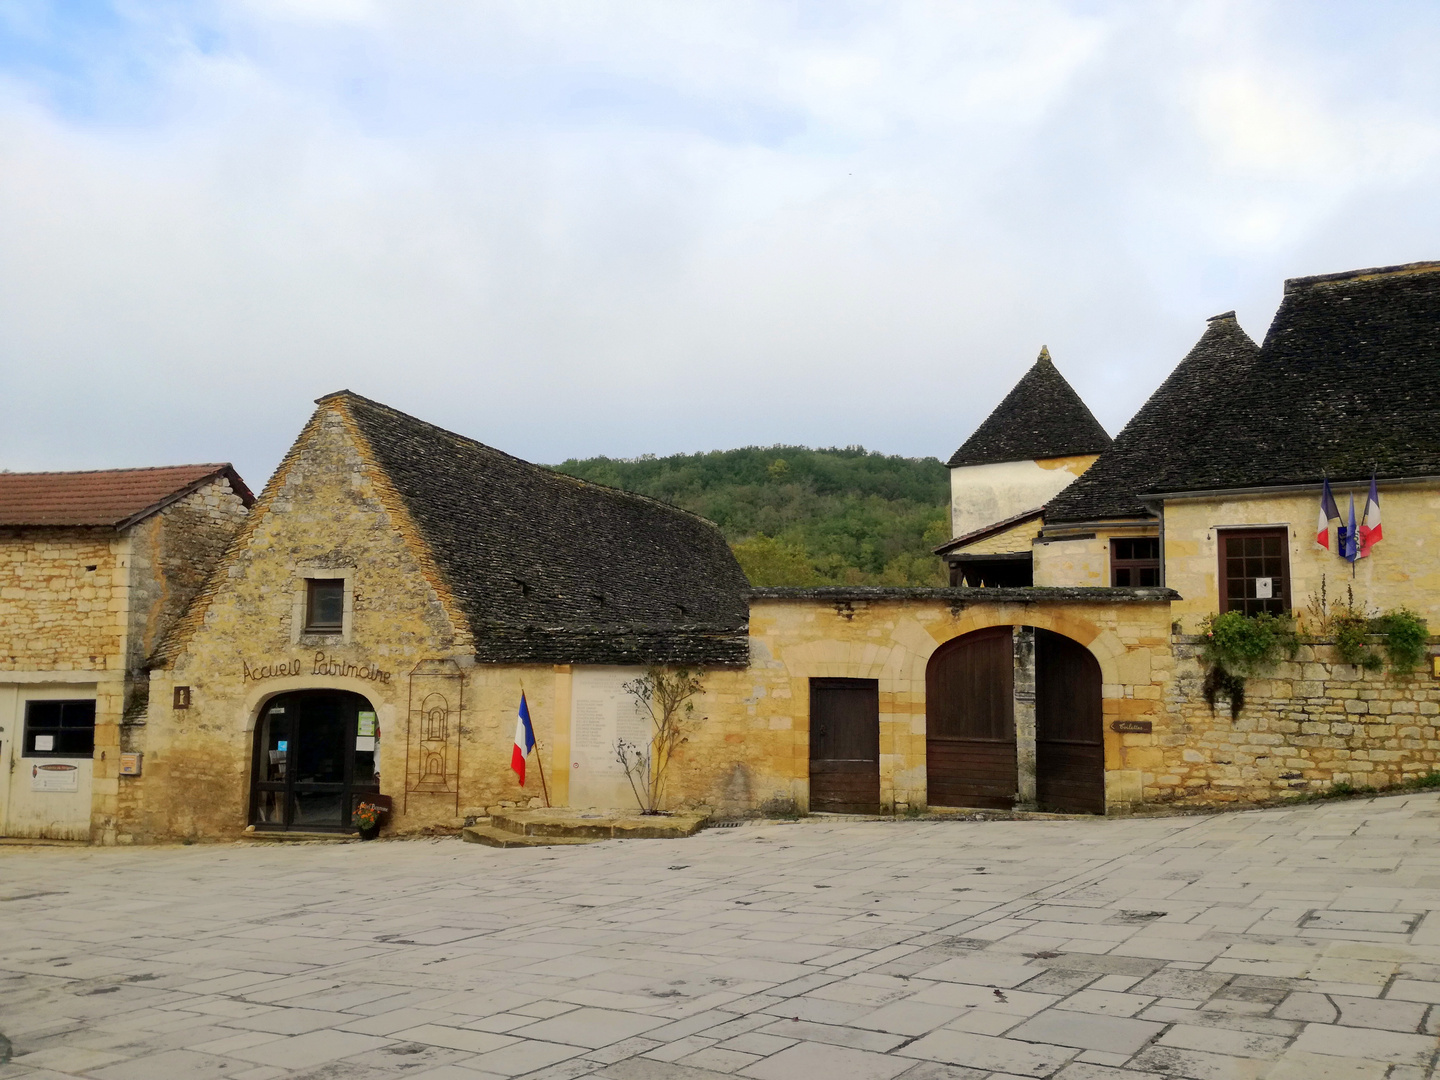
{"left": 1110, "top": 537, "right": 1160, "bottom": 587}
{"left": 24, "top": 700, "right": 96, "bottom": 757}
{"left": 1218, "top": 528, "right": 1290, "bottom": 616}
{"left": 304, "top": 578, "right": 346, "bottom": 633}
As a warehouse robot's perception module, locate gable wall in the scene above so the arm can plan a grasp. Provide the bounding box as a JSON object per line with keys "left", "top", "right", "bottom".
{"left": 130, "top": 404, "right": 476, "bottom": 842}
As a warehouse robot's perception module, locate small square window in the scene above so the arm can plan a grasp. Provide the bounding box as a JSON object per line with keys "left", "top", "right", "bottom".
{"left": 24, "top": 700, "right": 96, "bottom": 757}
{"left": 1110, "top": 537, "right": 1160, "bottom": 587}
{"left": 305, "top": 579, "right": 345, "bottom": 633}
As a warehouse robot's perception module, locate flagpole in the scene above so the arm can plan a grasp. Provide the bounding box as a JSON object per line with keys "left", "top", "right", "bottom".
{"left": 519, "top": 680, "right": 551, "bottom": 807}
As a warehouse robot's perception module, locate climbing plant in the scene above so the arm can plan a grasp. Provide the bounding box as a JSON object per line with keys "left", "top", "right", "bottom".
{"left": 1198, "top": 610, "right": 1300, "bottom": 719}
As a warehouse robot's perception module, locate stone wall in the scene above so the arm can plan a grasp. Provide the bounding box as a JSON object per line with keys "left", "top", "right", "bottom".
{"left": 126, "top": 478, "right": 251, "bottom": 676}
{"left": 1164, "top": 484, "right": 1440, "bottom": 630}
{"left": 0, "top": 529, "right": 123, "bottom": 672}
{"left": 1034, "top": 524, "right": 1157, "bottom": 588}
{"left": 1142, "top": 636, "right": 1440, "bottom": 805}
{"left": 950, "top": 455, "right": 1097, "bottom": 539}
{"left": 662, "top": 594, "right": 1174, "bottom": 815}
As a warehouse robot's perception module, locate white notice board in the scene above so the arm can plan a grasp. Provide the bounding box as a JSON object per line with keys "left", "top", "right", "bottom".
{"left": 569, "top": 667, "right": 651, "bottom": 809}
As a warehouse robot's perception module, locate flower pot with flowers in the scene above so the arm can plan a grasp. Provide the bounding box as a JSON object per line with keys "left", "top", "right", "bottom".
{"left": 353, "top": 800, "right": 385, "bottom": 840}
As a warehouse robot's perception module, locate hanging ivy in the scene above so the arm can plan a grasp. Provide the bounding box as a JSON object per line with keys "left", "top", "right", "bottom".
{"left": 1198, "top": 611, "right": 1300, "bottom": 719}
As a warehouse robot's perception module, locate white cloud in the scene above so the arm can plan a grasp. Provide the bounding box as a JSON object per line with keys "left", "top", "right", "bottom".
{"left": 1, "top": 1, "right": 1439, "bottom": 487}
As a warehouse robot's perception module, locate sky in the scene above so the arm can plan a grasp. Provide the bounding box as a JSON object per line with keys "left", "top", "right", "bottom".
{"left": 3, "top": 1, "right": 1440, "bottom": 490}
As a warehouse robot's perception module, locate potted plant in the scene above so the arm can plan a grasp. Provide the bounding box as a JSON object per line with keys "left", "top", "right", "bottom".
{"left": 353, "top": 800, "right": 385, "bottom": 840}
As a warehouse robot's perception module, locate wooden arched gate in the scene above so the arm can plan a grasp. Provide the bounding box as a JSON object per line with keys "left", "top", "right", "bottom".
{"left": 925, "top": 626, "right": 1104, "bottom": 814}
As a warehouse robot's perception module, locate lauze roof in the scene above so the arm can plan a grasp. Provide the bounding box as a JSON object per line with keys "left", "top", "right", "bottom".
{"left": 1048, "top": 261, "right": 1440, "bottom": 523}
{"left": 0, "top": 464, "right": 253, "bottom": 529}
{"left": 338, "top": 393, "right": 750, "bottom": 666}
{"left": 947, "top": 347, "right": 1112, "bottom": 468}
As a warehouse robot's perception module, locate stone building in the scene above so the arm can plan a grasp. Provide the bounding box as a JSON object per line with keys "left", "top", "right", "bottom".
{"left": 13, "top": 259, "right": 1440, "bottom": 842}
{"left": 137, "top": 391, "right": 750, "bottom": 841}
{"left": 935, "top": 347, "right": 1110, "bottom": 587}
{"left": 0, "top": 465, "right": 253, "bottom": 840}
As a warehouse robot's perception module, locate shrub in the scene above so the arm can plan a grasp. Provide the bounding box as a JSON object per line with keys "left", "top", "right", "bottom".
{"left": 1198, "top": 611, "right": 1299, "bottom": 719}
{"left": 1372, "top": 608, "right": 1429, "bottom": 675}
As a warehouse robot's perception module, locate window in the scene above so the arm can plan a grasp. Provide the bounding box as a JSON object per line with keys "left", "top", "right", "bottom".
{"left": 304, "top": 579, "right": 345, "bottom": 633}
{"left": 1111, "top": 537, "right": 1160, "bottom": 587}
{"left": 24, "top": 700, "right": 96, "bottom": 757}
{"left": 1219, "top": 528, "right": 1290, "bottom": 615}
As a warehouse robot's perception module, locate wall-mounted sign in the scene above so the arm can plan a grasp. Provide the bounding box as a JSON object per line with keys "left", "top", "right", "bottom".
{"left": 1111, "top": 720, "right": 1153, "bottom": 734}
{"left": 32, "top": 762, "right": 79, "bottom": 792}
{"left": 172, "top": 686, "right": 191, "bottom": 709}
{"left": 241, "top": 651, "right": 392, "bottom": 685}
{"left": 119, "top": 752, "right": 143, "bottom": 776}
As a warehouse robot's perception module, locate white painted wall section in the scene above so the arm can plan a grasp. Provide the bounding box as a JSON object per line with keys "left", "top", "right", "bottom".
{"left": 951, "top": 458, "right": 1089, "bottom": 539}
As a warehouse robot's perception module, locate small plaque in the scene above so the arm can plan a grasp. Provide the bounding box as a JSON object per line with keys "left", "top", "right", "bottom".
{"left": 119, "top": 752, "right": 142, "bottom": 776}
{"left": 1432, "top": 655, "right": 1440, "bottom": 678}
{"left": 1111, "top": 720, "right": 1153, "bottom": 734}
{"left": 173, "top": 686, "right": 191, "bottom": 709}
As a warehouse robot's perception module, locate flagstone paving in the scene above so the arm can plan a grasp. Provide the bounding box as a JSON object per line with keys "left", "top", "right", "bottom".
{"left": 2, "top": 794, "right": 1440, "bottom": 1080}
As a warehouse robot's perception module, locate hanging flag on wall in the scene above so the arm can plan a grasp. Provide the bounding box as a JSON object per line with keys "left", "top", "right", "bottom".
{"left": 511, "top": 692, "right": 536, "bottom": 786}
{"left": 1360, "top": 473, "right": 1383, "bottom": 557}
{"left": 1316, "top": 478, "right": 1339, "bottom": 550}
{"left": 1341, "top": 493, "right": 1360, "bottom": 563}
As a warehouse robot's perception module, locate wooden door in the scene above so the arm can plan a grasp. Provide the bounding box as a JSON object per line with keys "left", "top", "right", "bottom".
{"left": 1035, "top": 629, "right": 1105, "bottom": 814}
{"left": 926, "top": 627, "right": 1016, "bottom": 808}
{"left": 809, "top": 679, "right": 880, "bottom": 814}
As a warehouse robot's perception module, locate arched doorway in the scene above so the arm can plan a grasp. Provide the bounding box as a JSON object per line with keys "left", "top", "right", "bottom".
{"left": 926, "top": 627, "right": 1017, "bottom": 809}
{"left": 1034, "top": 629, "right": 1105, "bottom": 814}
{"left": 250, "top": 690, "right": 380, "bottom": 832}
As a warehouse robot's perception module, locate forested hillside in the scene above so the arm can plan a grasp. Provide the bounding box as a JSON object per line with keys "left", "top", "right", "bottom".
{"left": 552, "top": 446, "right": 951, "bottom": 586}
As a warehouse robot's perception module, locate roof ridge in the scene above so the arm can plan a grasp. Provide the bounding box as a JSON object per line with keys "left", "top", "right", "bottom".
{"left": 0, "top": 462, "right": 232, "bottom": 478}
{"left": 328, "top": 390, "right": 728, "bottom": 531}
{"left": 1284, "top": 260, "right": 1440, "bottom": 292}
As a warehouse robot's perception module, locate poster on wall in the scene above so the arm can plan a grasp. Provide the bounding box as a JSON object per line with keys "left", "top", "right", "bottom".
{"left": 32, "top": 763, "right": 80, "bottom": 792}
{"left": 569, "top": 667, "right": 651, "bottom": 810}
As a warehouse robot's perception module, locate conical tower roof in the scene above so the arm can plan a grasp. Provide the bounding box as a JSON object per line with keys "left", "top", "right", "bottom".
{"left": 1046, "top": 312, "right": 1260, "bottom": 523}
{"left": 946, "top": 347, "right": 1112, "bottom": 468}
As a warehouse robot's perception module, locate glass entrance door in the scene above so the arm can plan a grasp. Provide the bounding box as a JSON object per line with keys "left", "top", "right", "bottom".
{"left": 250, "top": 690, "right": 379, "bottom": 831}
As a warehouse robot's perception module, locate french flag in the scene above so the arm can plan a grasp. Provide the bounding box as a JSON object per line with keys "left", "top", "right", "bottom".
{"left": 511, "top": 692, "right": 536, "bottom": 786}
{"left": 1360, "top": 473, "right": 1383, "bottom": 557}
{"left": 1316, "top": 478, "right": 1339, "bottom": 550}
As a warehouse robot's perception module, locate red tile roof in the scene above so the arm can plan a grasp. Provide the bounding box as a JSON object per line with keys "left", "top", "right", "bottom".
{"left": 0, "top": 464, "right": 254, "bottom": 529}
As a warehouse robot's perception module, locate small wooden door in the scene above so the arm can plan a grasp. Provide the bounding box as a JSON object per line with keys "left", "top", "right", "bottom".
{"left": 809, "top": 679, "right": 880, "bottom": 814}
{"left": 926, "top": 627, "right": 1016, "bottom": 808}
{"left": 1035, "top": 629, "right": 1105, "bottom": 814}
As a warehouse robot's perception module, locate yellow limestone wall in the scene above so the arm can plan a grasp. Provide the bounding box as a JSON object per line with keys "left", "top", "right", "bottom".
{"left": 1164, "top": 484, "right": 1440, "bottom": 631}
{"left": 952, "top": 515, "right": 1043, "bottom": 556}
{"left": 663, "top": 596, "right": 1175, "bottom": 815}
{"left": 1034, "top": 524, "right": 1159, "bottom": 587}
{"left": 139, "top": 401, "right": 563, "bottom": 842}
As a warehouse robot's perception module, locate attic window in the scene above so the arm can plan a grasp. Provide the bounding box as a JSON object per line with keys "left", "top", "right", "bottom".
{"left": 304, "top": 579, "right": 345, "bottom": 632}
{"left": 592, "top": 594, "right": 606, "bottom": 608}
{"left": 515, "top": 579, "right": 531, "bottom": 598}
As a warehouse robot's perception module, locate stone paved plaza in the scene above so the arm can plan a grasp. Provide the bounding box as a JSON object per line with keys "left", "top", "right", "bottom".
{"left": 3, "top": 796, "right": 1439, "bottom": 1080}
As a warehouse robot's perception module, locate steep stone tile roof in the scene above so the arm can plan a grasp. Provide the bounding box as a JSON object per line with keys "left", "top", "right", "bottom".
{"left": 0, "top": 464, "right": 254, "bottom": 529}
{"left": 338, "top": 393, "right": 750, "bottom": 666}
{"left": 1046, "top": 313, "right": 1260, "bottom": 523}
{"left": 946, "top": 347, "right": 1112, "bottom": 468}
{"left": 1048, "top": 261, "right": 1440, "bottom": 522}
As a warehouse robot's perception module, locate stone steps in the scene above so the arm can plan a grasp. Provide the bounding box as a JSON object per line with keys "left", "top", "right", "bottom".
{"left": 461, "top": 825, "right": 601, "bottom": 848}
{"left": 462, "top": 809, "right": 711, "bottom": 848}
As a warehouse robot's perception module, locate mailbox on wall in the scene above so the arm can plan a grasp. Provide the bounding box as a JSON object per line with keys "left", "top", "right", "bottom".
{"left": 118, "top": 752, "right": 142, "bottom": 777}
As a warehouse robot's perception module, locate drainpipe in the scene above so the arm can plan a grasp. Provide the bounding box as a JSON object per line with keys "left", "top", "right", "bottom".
{"left": 1141, "top": 498, "right": 1166, "bottom": 587}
